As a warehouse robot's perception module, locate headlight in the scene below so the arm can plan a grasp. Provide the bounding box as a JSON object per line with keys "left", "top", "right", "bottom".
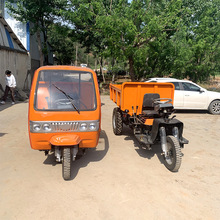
{"left": 42, "top": 123, "right": 51, "bottom": 131}
{"left": 79, "top": 123, "right": 88, "bottom": 131}
{"left": 33, "top": 123, "right": 41, "bottom": 131}
{"left": 30, "top": 120, "right": 99, "bottom": 133}
{"left": 89, "top": 123, "right": 96, "bottom": 131}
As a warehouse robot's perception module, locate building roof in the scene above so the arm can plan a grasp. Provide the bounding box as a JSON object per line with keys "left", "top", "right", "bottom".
{"left": 0, "top": 14, "right": 27, "bottom": 53}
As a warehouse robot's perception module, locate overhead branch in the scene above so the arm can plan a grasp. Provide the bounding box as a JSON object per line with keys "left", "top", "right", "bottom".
{"left": 133, "top": 36, "right": 155, "bottom": 48}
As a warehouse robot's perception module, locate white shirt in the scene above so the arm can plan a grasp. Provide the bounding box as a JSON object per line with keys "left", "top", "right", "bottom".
{"left": 5, "top": 74, "right": 16, "bottom": 88}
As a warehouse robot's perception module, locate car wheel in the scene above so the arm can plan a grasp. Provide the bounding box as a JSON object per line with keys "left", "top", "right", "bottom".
{"left": 208, "top": 100, "right": 220, "bottom": 115}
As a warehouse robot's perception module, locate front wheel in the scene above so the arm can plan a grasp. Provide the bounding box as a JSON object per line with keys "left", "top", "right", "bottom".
{"left": 62, "top": 147, "right": 72, "bottom": 180}
{"left": 208, "top": 100, "right": 220, "bottom": 115}
{"left": 112, "top": 107, "right": 123, "bottom": 135}
{"left": 163, "top": 136, "right": 182, "bottom": 172}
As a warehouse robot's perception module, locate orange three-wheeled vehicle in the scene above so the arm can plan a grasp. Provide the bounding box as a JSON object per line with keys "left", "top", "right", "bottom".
{"left": 28, "top": 66, "right": 101, "bottom": 180}
{"left": 110, "top": 82, "right": 188, "bottom": 172}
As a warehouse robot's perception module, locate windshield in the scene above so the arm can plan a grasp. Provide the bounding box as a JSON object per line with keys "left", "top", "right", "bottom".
{"left": 34, "top": 70, "right": 97, "bottom": 111}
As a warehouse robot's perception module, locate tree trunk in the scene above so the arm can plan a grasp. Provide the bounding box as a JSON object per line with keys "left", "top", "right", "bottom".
{"left": 36, "top": 30, "right": 44, "bottom": 66}
{"left": 75, "top": 43, "right": 78, "bottom": 66}
{"left": 95, "top": 58, "right": 97, "bottom": 71}
{"left": 111, "top": 57, "right": 116, "bottom": 83}
{"left": 99, "top": 57, "right": 105, "bottom": 83}
{"left": 128, "top": 56, "right": 136, "bottom": 81}
{"left": 42, "top": 30, "right": 49, "bottom": 65}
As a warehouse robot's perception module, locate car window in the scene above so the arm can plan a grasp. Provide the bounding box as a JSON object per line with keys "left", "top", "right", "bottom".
{"left": 170, "top": 82, "right": 180, "bottom": 90}
{"left": 182, "top": 82, "right": 200, "bottom": 91}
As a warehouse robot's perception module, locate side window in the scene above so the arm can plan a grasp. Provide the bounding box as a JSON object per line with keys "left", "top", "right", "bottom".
{"left": 170, "top": 82, "right": 180, "bottom": 90}
{"left": 182, "top": 82, "right": 200, "bottom": 91}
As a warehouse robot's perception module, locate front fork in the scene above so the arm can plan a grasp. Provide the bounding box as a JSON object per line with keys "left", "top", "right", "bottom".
{"left": 159, "top": 126, "right": 179, "bottom": 156}
{"left": 55, "top": 145, "right": 79, "bottom": 162}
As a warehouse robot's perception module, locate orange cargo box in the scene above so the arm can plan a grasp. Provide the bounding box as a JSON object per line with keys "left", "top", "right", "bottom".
{"left": 109, "top": 82, "right": 174, "bottom": 116}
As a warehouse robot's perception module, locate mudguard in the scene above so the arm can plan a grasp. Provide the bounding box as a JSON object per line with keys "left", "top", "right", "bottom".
{"left": 151, "top": 118, "right": 184, "bottom": 143}
{"left": 50, "top": 134, "right": 81, "bottom": 146}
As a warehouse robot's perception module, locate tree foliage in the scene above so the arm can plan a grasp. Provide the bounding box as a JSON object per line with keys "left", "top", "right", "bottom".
{"left": 48, "top": 23, "right": 75, "bottom": 65}
{"left": 7, "top": 0, "right": 220, "bottom": 82}
{"left": 173, "top": 0, "right": 220, "bottom": 82}
{"left": 66, "top": 0, "right": 220, "bottom": 82}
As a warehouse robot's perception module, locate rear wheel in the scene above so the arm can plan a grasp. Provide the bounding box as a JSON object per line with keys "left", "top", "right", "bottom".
{"left": 163, "top": 136, "right": 182, "bottom": 172}
{"left": 62, "top": 147, "right": 72, "bottom": 180}
{"left": 112, "top": 107, "right": 123, "bottom": 135}
{"left": 208, "top": 100, "right": 220, "bottom": 115}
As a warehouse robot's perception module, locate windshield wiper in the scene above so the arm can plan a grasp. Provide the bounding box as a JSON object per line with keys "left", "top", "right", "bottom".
{"left": 52, "top": 84, "right": 80, "bottom": 114}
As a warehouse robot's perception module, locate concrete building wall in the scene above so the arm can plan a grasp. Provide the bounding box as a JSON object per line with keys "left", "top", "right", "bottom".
{"left": 0, "top": 50, "right": 30, "bottom": 89}
{"left": 4, "top": 7, "right": 38, "bottom": 59}
{"left": 4, "top": 7, "right": 53, "bottom": 65}
{"left": 29, "top": 30, "right": 40, "bottom": 61}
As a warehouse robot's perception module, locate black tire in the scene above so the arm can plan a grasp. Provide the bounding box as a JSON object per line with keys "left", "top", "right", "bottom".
{"left": 163, "top": 135, "right": 182, "bottom": 172}
{"left": 112, "top": 107, "right": 123, "bottom": 135}
{"left": 208, "top": 100, "right": 220, "bottom": 115}
{"left": 62, "top": 147, "right": 72, "bottom": 180}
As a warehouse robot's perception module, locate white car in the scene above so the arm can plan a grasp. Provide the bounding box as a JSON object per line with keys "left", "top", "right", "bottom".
{"left": 146, "top": 78, "right": 220, "bottom": 115}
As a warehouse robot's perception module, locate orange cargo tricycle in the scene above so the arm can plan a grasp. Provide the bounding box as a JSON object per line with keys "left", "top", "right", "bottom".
{"left": 28, "top": 66, "right": 101, "bottom": 180}
{"left": 110, "top": 82, "right": 188, "bottom": 172}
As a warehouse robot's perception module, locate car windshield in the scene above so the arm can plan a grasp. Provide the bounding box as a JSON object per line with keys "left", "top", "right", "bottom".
{"left": 34, "top": 70, "right": 97, "bottom": 111}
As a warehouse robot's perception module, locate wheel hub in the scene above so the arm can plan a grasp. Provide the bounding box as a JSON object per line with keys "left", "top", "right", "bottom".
{"left": 213, "top": 103, "right": 220, "bottom": 113}
{"left": 165, "top": 143, "right": 173, "bottom": 165}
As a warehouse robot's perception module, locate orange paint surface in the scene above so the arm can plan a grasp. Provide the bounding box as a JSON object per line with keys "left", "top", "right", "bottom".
{"left": 28, "top": 66, "right": 101, "bottom": 150}
{"left": 144, "top": 119, "right": 154, "bottom": 126}
{"left": 110, "top": 82, "right": 174, "bottom": 116}
{"left": 50, "top": 134, "right": 81, "bottom": 146}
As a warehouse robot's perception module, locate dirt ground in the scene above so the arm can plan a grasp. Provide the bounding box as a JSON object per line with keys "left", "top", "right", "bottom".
{"left": 0, "top": 96, "right": 220, "bottom": 220}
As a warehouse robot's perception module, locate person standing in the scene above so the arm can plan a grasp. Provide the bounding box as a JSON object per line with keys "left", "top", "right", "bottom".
{"left": 0, "top": 70, "right": 16, "bottom": 105}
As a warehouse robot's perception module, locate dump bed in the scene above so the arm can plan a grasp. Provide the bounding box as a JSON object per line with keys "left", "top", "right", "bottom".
{"left": 110, "top": 82, "right": 174, "bottom": 115}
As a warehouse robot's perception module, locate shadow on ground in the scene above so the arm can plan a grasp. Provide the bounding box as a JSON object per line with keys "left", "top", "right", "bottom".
{"left": 43, "top": 130, "right": 109, "bottom": 180}
{"left": 0, "top": 100, "right": 29, "bottom": 111}
{"left": 0, "top": 133, "right": 7, "bottom": 137}
{"left": 122, "top": 126, "right": 165, "bottom": 166}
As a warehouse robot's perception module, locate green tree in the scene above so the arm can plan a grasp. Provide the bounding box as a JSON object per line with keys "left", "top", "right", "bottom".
{"left": 8, "top": 0, "right": 219, "bottom": 82}
{"left": 6, "top": 0, "right": 68, "bottom": 65}
{"left": 48, "top": 23, "right": 76, "bottom": 65}
{"left": 67, "top": 0, "right": 186, "bottom": 81}
{"left": 67, "top": 0, "right": 220, "bottom": 82}
{"left": 174, "top": 0, "right": 220, "bottom": 82}
{"left": 133, "top": 0, "right": 220, "bottom": 82}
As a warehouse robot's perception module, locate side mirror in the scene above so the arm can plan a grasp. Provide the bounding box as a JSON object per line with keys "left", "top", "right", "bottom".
{"left": 200, "top": 88, "right": 205, "bottom": 93}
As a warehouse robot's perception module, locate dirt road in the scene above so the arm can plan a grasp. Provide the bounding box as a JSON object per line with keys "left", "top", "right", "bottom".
{"left": 0, "top": 96, "right": 220, "bottom": 220}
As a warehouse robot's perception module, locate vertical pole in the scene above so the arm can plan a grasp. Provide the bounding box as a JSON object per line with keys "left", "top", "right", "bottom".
{"left": 75, "top": 43, "right": 78, "bottom": 66}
